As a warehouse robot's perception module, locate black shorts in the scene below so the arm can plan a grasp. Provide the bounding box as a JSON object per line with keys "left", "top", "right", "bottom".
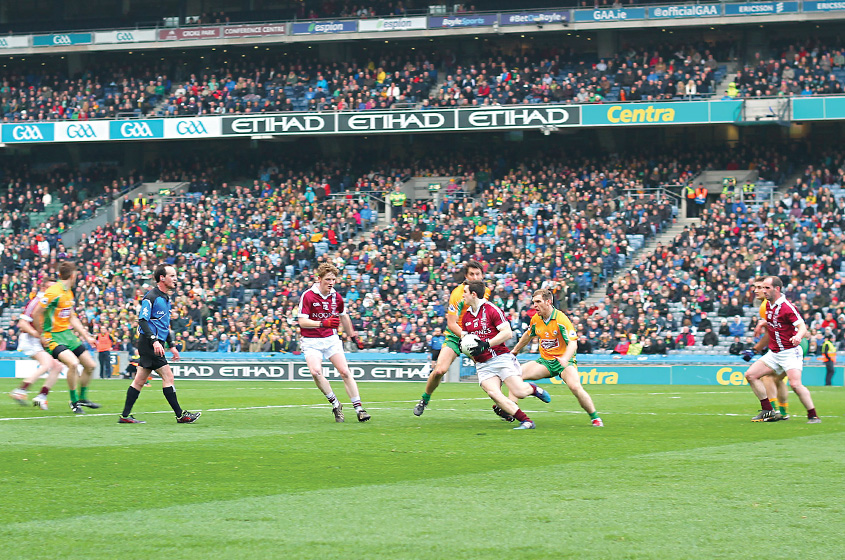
{"left": 50, "top": 345, "right": 87, "bottom": 360}
{"left": 138, "top": 337, "right": 169, "bottom": 371}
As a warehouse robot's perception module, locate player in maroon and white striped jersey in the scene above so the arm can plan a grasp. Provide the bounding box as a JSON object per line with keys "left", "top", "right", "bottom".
{"left": 744, "top": 276, "right": 820, "bottom": 424}
{"left": 8, "top": 276, "right": 65, "bottom": 410}
{"left": 460, "top": 281, "right": 551, "bottom": 430}
{"left": 297, "top": 263, "right": 370, "bottom": 423}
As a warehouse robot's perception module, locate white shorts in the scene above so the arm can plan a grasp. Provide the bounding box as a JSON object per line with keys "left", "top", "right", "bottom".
{"left": 301, "top": 335, "right": 345, "bottom": 361}
{"left": 476, "top": 353, "right": 522, "bottom": 385}
{"left": 17, "top": 333, "right": 45, "bottom": 357}
{"left": 759, "top": 346, "right": 803, "bottom": 375}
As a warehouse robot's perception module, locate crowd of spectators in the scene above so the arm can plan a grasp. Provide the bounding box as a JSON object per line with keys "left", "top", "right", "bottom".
{"left": 430, "top": 42, "right": 728, "bottom": 108}
{"left": 161, "top": 53, "right": 437, "bottom": 116}
{"left": 731, "top": 42, "right": 845, "bottom": 98}
{"left": 2, "top": 143, "right": 824, "bottom": 358}
{"left": 160, "top": 42, "right": 729, "bottom": 117}
{"left": 0, "top": 161, "right": 139, "bottom": 243}
{"left": 6, "top": 37, "right": 845, "bottom": 124}
{"left": 570, "top": 149, "right": 845, "bottom": 359}
{"left": 1, "top": 64, "right": 171, "bottom": 123}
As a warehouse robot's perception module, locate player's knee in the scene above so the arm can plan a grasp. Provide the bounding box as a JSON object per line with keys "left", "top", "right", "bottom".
{"left": 430, "top": 368, "right": 446, "bottom": 379}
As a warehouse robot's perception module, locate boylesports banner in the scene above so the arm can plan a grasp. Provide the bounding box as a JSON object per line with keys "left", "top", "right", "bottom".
{"left": 169, "top": 360, "right": 431, "bottom": 381}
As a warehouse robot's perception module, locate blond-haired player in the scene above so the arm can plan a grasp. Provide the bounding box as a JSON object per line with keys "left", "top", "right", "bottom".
{"left": 298, "top": 262, "right": 369, "bottom": 422}
{"left": 511, "top": 289, "right": 603, "bottom": 427}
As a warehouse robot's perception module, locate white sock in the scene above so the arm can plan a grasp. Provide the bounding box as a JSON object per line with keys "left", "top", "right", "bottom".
{"left": 351, "top": 397, "right": 363, "bottom": 411}
{"left": 326, "top": 392, "right": 340, "bottom": 408}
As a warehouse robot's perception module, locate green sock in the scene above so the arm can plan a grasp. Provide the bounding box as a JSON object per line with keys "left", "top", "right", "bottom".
{"left": 421, "top": 393, "right": 431, "bottom": 404}
{"left": 589, "top": 411, "right": 600, "bottom": 420}
{"left": 69, "top": 389, "right": 78, "bottom": 403}
{"left": 80, "top": 386, "right": 88, "bottom": 400}
{"left": 779, "top": 405, "right": 788, "bottom": 416}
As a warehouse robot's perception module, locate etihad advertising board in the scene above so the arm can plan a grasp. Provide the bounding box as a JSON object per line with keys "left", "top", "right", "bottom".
{"left": 169, "top": 360, "right": 432, "bottom": 381}
{"left": 221, "top": 106, "right": 580, "bottom": 135}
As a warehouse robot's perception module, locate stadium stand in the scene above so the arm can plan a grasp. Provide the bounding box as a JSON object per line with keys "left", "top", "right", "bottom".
{"left": 5, "top": 142, "right": 834, "bottom": 357}
{"left": 0, "top": 64, "right": 171, "bottom": 122}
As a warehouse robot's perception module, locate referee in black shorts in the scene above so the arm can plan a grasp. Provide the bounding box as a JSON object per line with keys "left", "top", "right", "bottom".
{"left": 118, "top": 264, "right": 201, "bottom": 424}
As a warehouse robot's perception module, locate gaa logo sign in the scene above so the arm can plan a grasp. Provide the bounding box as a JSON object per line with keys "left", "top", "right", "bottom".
{"left": 176, "top": 121, "right": 208, "bottom": 135}
{"left": 0, "top": 38, "right": 7, "bottom": 47}
{"left": 121, "top": 121, "right": 154, "bottom": 137}
{"left": 115, "top": 32, "right": 134, "bottom": 42}
{"left": 67, "top": 123, "right": 98, "bottom": 139}
{"left": 12, "top": 125, "right": 44, "bottom": 140}
{"left": 53, "top": 35, "right": 72, "bottom": 45}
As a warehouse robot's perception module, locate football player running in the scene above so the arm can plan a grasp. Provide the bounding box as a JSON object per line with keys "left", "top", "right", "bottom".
{"left": 460, "top": 281, "right": 551, "bottom": 430}
{"left": 744, "top": 276, "right": 820, "bottom": 423}
{"left": 511, "top": 289, "right": 603, "bottom": 427}
{"left": 413, "top": 261, "right": 489, "bottom": 416}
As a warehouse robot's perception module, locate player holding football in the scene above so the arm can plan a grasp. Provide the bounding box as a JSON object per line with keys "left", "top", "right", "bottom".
{"left": 460, "top": 281, "right": 550, "bottom": 430}
{"left": 741, "top": 277, "right": 789, "bottom": 421}
{"left": 118, "top": 265, "right": 200, "bottom": 424}
{"left": 9, "top": 276, "right": 66, "bottom": 410}
{"left": 511, "top": 289, "right": 603, "bottom": 427}
{"left": 413, "top": 260, "right": 489, "bottom": 416}
{"left": 744, "top": 276, "right": 820, "bottom": 423}
{"left": 298, "top": 263, "right": 369, "bottom": 423}
{"left": 31, "top": 261, "right": 100, "bottom": 414}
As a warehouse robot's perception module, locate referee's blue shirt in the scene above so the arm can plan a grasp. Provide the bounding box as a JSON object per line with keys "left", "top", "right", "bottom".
{"left": 138, "top": 287, "right": 171, "bottom": 340}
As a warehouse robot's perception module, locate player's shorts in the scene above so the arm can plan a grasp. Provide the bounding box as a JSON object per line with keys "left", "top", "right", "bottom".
{"left": 17, "top": 333, "right": 45, "bottom": 357}
{"left": 43, "top": 330, "right": 84, "bottom": 359}
{"left": 301, "top": 334, "right": 344, "bottom": 361}
{"left": 536, "top": 356, "right": 576, "bottom": 377}
{"left": 138, "top": 337, "right": 169, "bottom": 371}
{"left": 476, "top": 353, "right": 522, "bottom": 385}
{"left": 759, "top": 346, "right": 803, "bottom": 375}
{"left": 443, "top": 334, "right": 461, "bottom": 357}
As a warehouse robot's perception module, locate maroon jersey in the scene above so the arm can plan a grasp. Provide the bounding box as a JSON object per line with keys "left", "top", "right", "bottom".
{"left": 460, "top": 300, "right": 510, "bottom": 363}
{"left": 764, "top": 295, "right": 804, "bottom": 352}
{"left": 298, "top": 284, "right": 344, "bottom": 338}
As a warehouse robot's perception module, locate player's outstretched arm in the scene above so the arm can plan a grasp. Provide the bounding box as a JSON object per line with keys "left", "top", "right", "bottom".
{"left": 70, "top": 313, "right": 96, "bottom": 345}
{"left": 511, "top": 329, "right": 534, "bottom": 356}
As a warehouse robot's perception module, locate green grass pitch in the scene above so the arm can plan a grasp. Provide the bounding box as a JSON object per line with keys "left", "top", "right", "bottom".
{"left": 1, "top": 379, "right": 843, "bottom": 559}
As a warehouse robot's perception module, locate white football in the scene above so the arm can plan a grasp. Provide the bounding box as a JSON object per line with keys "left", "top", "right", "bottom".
{"left": 460, "top": 333, "right": 482, "bottom": 357}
